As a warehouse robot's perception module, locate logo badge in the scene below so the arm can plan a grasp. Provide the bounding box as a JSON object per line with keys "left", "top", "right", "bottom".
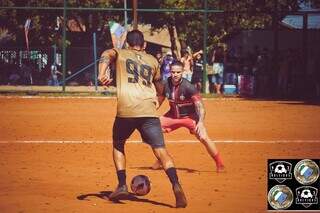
{"left": 269, "top": 161, "right": 292, "bottom": 183}
{"left": 295, "top": 186, "right": 318, "bottom": 208}
{"left": 294, "top": 159, "right": 319, "bottom": 185}
{"left": 268, "top": 185, "right": 294, "bottom": 210}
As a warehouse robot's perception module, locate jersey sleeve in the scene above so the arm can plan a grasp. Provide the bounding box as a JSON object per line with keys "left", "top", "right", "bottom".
{"left": 185, "top": 82, "right": 201, "bottom": 102}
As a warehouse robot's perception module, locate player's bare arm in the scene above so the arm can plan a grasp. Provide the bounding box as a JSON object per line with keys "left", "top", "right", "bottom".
{"left": 156, "top": 95, "right": 165, "bottom": 109}
{"left": 194, "top": 99, "right": 207, "bottom": 138}
{"left": 154, "top": 79, "right": 165, "bottom": 109}
{"left": 98, "top": 49, "right": 116, "bottom": 85}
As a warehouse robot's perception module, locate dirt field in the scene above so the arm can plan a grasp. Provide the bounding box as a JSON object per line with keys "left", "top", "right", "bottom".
{"left": 0, "top": 96, "right": 319, "bottom": 213}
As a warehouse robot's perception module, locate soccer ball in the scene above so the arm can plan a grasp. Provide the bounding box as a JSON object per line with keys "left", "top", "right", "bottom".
{"left": 130, "top": 175, "right": 151, "bottom": 196}
{"left": 275, "top": 164, "right": 287, "bottom": 174}
{"left": 301, "top": 189, "right": 313, "bottom": 199}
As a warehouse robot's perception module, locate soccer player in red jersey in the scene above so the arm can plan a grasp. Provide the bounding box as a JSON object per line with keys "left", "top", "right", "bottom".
{"left": 152, "top": 60, "right": 224, "bottom": 172}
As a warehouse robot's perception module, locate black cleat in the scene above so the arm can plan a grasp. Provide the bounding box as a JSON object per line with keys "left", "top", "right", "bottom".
{"left": 109, "top": 185, "right": 129, "bottom": 201}
{"left": 173, "top": 183, "right": 187, "bottom": 208}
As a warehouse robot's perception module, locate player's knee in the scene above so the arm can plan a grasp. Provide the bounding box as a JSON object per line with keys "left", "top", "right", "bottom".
{"left": 113, "top": 140, "right": 125, "bottom": 153}
{"left": 153, "top": 147, "right": 167, "bottom": 158}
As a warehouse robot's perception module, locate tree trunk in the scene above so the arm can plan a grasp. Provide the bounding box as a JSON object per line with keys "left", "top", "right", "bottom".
{"left": 168, "top": 23, "right": 178, "bottom": 59}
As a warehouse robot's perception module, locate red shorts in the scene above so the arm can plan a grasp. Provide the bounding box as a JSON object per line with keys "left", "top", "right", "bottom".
{"left": 160, "top": 113, "right": 197, "bottom": 134}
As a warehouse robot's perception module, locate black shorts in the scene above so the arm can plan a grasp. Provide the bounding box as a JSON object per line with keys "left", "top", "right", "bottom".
{"left": 112, "top": 117, "right": 165, "bottom": 148}
{"left": 191, "top": 72, "right": 203, "bottom": 84}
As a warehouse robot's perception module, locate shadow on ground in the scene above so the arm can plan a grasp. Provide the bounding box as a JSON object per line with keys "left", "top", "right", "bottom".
{"left": 77, "top": 190, "right": 173, "bottom": 208}
{"left": 130, "top": 166, "right": 215, "bottom": 173}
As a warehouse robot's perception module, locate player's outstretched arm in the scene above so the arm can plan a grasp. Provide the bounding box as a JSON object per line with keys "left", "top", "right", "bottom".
{"left": 98, "top": 49, "right": 116, "bottom": 86}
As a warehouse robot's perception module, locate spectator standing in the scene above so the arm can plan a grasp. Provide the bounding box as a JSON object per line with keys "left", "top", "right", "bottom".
{"left": 180, "top": 50, "right": 193, "bottom": 82}
{"left": 20, "top": 61, "right": 33, "bottom": 85}
{"left": 211, "top": 46, "right": 225, "bottom": 94}
{"left": 160, "top": 51, "right": 174, "bottom": 81}
{"left": 191, "top": 50, "right": 204, "bottom": 91}
{"left": 50, "top": 63, "right": 61, "bottom": 86}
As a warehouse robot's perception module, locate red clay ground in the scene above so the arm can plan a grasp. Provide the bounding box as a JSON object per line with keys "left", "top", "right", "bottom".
{"left": 0, "top": 97, "right": 319, "bottom": 213}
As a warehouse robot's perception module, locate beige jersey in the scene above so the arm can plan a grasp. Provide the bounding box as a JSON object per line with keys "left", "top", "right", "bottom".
{"left": 114, "top": 48, "right": 161, "bottom": 117}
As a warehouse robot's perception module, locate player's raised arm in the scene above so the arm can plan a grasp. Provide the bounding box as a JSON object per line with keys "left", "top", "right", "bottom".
{"left": 98, "top": 49, "right": 117, "bottom": 86}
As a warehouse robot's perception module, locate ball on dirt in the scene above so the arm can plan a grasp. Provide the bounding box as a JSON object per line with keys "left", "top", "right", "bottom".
{"left": 130, "top": 175, "right": 151, "bottom": 196}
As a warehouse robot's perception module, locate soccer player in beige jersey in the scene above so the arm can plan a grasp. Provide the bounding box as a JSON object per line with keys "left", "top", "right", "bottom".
{"left": 98, "top": 30, "right": 187, "bottom": 208}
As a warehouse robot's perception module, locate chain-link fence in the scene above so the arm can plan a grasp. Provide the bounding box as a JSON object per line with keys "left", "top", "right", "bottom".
{"left": 0, "top": 1, "right": 319, "bottom": 98}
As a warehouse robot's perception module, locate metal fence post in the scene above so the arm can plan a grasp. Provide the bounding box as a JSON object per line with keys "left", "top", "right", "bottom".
{"left": 93, "top": 32, "right": 98, "bottom": 92}
{"left": 203, "top": 0, "right": 208, "bottom": 93}
{"left": 62, "top": 0, "right": 67, "bottom": 92}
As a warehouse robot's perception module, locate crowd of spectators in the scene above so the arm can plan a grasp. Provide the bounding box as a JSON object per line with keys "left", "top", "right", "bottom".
{"left": 155, "top": 45, "right": 320, "bottom": 99}
{"left": 0, "top": 45, "right": 319, "bottom": 99}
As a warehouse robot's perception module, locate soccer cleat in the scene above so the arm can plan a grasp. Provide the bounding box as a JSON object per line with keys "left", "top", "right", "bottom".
{"left": 173, "top": 183, "right": 187, "bottom": 208}
{"left": 109, "top": 185, "right": 129, "bottom": 201}
{"left": 216, "top": 163, "right": 225, "bottom": 173}
{"left": 217, "top": 165, "right": 225, "bottom": 172}
{"left": 213, "top": 152, "right": 225, "bottom": 172}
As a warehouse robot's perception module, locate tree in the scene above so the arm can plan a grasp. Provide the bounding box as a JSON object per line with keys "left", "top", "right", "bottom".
{"left": 0, "top": 0, "right": 318, "bottom": 52}
{"left": 0, "top": 0, "right": 119, "bottom": 48}
{"left": 133, "top": 0, "right": 306, "bottom": 58}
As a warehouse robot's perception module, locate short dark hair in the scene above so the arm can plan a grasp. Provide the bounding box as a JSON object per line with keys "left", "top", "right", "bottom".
{"left": 170, "top": 60, "right": 184, "bottom": 69}
{"left": 126, "top": 30, "right": 144, "bottom": 48}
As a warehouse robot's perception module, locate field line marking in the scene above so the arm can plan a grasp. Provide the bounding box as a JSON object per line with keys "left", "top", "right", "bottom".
{"left": 0, "top": 96, "right": 115, "bottom": 99}
{"left": 0, "top": 140, "right": 319, "bottom": 144}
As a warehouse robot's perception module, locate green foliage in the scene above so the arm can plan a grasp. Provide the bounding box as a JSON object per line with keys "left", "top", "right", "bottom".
{"left": 136, "top": 0, "right": 315, "bottom": 54}
{"left": 0, "top": 0, "right": 318, "bottom": 53}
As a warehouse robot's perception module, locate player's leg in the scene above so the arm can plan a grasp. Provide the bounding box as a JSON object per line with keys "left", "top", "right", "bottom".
{"left": 152, "top": 147, "right": 187, "bottom": 208}
{"left": 138, "top": 117, "right": 187, "bottom": 208}
{"left": 151, "top": 115, "right": 181, "bottom": 170}
{"left": 194, "top": 126, "right": 224, "bottom": 172}
{"left": 109, "top": 117, "right": 136, "bottom": 200}
{"left": 207, "top": 74, "right": 214, "bottom": 93}
{"left": 181, "top": 117, "right": 224, "bottom": 172}
{"left": 212, "top": 74, "right": 218, "bottom": 94}
{"left": 215, "top": 73, "right": 222, "bottom": 94}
